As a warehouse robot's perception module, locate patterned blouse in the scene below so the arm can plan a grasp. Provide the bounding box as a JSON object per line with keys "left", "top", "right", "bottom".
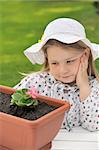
{"left": 14, "top": 72, "right": 99, "bottom": 132}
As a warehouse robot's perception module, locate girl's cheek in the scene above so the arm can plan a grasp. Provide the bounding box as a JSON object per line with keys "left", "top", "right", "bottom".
{"left": 71, "top": 59, "right": 80, "bottom": 71}
{"left": 50, "top": 66, "right": 59, "bottom": 74}
{"left": 75, "top": 59, "right": 81, "bottom": 72}
{"left": 75, "top": 57, "right": 81, "bottom": 65}
{"left": 49, "top": 65, "right": 55, "bottom": 71}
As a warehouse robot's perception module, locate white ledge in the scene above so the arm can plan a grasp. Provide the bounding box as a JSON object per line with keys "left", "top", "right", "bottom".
{"left": 52, "top": 127, "right": 98, "bottom": 150}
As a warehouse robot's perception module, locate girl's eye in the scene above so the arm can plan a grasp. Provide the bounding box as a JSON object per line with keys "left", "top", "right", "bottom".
{"left": 66, "top": 60, "right": 75, "bottom": 64}
{"left": 51, "top": 62, "right": 58, "bottom": 65}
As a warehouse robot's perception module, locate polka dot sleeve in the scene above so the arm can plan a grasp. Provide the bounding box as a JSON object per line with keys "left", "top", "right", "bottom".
{"left": 13, "top": 73, "right": 42, "bottom": 90}
{"left": 80, "top": 79, "right": 99, "bottom": 131}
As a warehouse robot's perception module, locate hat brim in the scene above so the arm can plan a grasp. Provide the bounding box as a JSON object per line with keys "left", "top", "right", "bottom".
{"left": 24, "top": 42, "right": 45, "bottom": 64}
{"left": 24, "top": 33, "right": 99, "bottom": 64}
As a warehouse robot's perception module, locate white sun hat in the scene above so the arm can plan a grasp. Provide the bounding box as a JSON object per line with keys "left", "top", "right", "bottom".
{"left": 24, "top": 18, "right": 99, "bottom": 64}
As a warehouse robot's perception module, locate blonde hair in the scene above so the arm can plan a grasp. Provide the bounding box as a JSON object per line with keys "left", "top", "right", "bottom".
{"left": 41, "top": 39, "right": 99, "bottom": 81}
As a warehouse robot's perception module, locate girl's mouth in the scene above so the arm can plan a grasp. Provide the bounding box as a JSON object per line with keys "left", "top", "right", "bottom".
{"left": 61, "top": 75, "right": 73, "bottom": 78}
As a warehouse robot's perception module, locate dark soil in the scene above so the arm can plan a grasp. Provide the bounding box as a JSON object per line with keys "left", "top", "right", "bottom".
{"left": 0, "top": 92, "right": 57, "bottom": 120}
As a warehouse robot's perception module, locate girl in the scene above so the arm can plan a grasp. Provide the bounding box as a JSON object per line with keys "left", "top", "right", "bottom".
{"left": 14, "top": 18, "right": 99, "bottom": 131}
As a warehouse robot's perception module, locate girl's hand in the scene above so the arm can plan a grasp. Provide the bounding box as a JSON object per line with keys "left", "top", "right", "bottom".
{"left": 76, "top": 49, "right": 91, "bottom": 101}
{"left": 76, "top": 49, "right": 90, "bottom": 88}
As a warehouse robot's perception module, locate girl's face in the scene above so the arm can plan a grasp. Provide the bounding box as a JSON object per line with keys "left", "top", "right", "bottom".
{"left": 47, "top": 46, "right": 84, "bottom": 83}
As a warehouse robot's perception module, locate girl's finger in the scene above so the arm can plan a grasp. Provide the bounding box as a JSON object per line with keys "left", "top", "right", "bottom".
{"left": 85, "top": 48, "right": 90, "bottom": 58}
{"left": 81, "top": 55, "right": 88, "bottom": 71}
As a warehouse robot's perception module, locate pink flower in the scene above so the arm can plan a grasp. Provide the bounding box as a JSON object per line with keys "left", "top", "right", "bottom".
{"left": 26, "top": 88, "right": 38, "bottom": 98}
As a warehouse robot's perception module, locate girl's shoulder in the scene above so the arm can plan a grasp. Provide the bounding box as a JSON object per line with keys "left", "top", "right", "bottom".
{"left": 14, "top": 71, "right": 52, "bottom": 89}
{"left": 29, "top": 71, "right": 51, "bottom": 79}
{"left": 26, "top": 71, "right": 54, "bottom": 83}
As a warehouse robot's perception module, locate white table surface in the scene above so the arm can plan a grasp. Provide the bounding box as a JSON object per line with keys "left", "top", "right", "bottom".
{"left": 52, "top": 127, "right": 99, "bottom": 150}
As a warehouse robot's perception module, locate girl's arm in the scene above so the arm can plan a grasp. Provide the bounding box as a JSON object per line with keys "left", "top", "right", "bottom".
{"left": 80, "top": 79, "right": 99, "bottom": 131}
{"left": 13, "top": 73, "right": 40, "bottom": 90}
{"left": 79, "top": 83, "right": 91, "bottom": 101}
{"left": 76, "top": 48, "right": 91, "bottom": 101}
{"left": 76, "top": 49, "right": 99, "bottom": 131}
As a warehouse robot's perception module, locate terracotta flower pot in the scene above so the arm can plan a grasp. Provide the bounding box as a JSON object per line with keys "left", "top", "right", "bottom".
{"left": 0, "top": 85, "right": 70, "bottom": 150}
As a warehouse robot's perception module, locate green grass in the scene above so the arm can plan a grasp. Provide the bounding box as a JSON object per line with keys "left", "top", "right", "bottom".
{"left": 0, "top": 1, "right": 99, "bottom": 87}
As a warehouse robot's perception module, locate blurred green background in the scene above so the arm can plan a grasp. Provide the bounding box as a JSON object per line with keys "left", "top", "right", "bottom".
{"left": 0, "top": 0, "right": 99, "bottom": 87}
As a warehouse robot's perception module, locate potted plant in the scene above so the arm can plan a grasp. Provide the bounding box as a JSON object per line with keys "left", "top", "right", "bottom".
{"left": 0, "top": 85, "right": 70, "bottom": 150}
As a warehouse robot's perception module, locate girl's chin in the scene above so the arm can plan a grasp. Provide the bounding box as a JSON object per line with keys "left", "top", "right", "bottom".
{"left": 56, "top": 75, "right": 76, "bottom": 83}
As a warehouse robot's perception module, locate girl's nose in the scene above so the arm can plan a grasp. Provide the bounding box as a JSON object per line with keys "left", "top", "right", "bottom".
{"left": 59, "top": 64, "right": 69, "bottom": 74}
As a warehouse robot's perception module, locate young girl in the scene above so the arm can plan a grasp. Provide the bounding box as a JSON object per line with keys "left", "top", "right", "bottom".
{"left": 14, "top": 18, "right": 99, "bottom": 132}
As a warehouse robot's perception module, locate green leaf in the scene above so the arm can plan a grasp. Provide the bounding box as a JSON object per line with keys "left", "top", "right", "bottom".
{"left": 10, "top": 98, "right": 16, "bottom": 105}
{"left": 25, "top": 99, "right": 34, "bottom": 106}
{"left": 10, "top": 89, "right": 38, "bottom": 107}
{"left": 32, "top": 100, "right": 38, "bottom": 106}
{"left": 23, "top": 94, "right": 31, "bottom": 99}
{"left": 22, "top": 89, "right": 28, "bottom": 94}
{"left": 11, "top": 93, "right": 23, "bottom": 101}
